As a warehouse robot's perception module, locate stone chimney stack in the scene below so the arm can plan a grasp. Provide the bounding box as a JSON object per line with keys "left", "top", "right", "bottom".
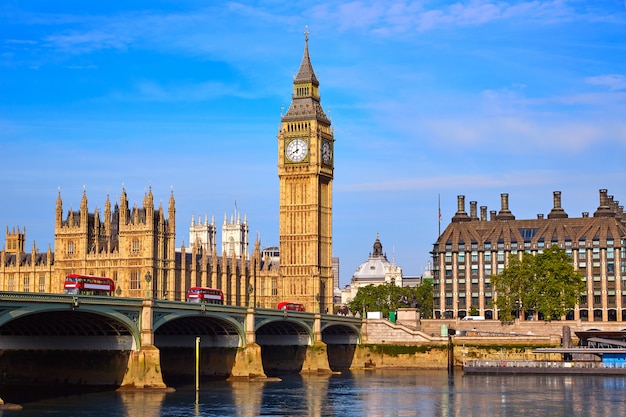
{"left": 548, "top": 191, "right": 568, "bottom": 219}
{"left": 469, "top": 201, "right": 478, "bottom": 220}
{"left": 452, "top": 195, "right": 471, "bottom": 222}
{"left": 594, "top": 189, "right": 614, "bottom": 218}
{"left": 496, "top": 193, "right": 515, "bottom": 220}
{"left": 480, "top": 206, "right": 487, "bottom": 221}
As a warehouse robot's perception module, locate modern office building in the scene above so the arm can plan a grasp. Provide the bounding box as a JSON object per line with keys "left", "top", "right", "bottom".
{"left": 432, "top": 189, "right": 626, "bottom": 322}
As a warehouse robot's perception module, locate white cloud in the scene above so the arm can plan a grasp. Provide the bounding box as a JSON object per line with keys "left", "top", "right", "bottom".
{"left": 586, "top": 74, "right": 626, "bottom": 91}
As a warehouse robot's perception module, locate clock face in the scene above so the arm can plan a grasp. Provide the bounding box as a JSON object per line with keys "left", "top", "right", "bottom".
{"left": 321, "top": 141, "right": 332, "bottom": 164}
{"left": 286, "top": 138, "right": 308, "bottom": 163}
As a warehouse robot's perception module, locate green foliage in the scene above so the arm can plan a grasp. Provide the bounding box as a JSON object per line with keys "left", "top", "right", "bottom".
{"left": 468, "top": 305, "right": 479, "bottom": 316}
{"left": 491, "top": 245, "right": 585, "bottom": 322}
{"left": 366, "top": 344, "right": 443, "bottom": 356}
{"left": 348, "top": 281, "right": 434, "bottom": 319}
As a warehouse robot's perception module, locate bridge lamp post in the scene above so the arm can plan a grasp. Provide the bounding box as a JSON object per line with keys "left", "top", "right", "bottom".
{"left": 145, "top": 271, "right": 152, "bottom": 300}
{"left": 247, "top": 284, "right": 254, "bottom": 308}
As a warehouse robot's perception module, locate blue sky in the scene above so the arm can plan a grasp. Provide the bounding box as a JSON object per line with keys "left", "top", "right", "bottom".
{"left": 1, "top": 1, "right": 626, "bottom": 286}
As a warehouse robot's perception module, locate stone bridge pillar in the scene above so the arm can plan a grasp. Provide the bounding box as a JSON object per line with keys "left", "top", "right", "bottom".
{"left": 301, "top": 313, "right": 331, "bottom": 374}
{"left": 120, "top": 300, "right": 167, "bottom": 389}
{"left": 229, "top": 307, "right": 266, "bottom": 379}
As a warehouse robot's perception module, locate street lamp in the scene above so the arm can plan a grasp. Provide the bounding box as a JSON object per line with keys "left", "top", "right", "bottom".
{"left": 247, "top": 284, "right": 254, "bottom": 308}
{"left": 145, "top": 271, "right": 152, "bottom": 299}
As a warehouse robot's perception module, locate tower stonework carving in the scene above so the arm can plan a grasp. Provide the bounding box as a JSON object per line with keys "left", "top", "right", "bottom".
{"left": 277, "top": 31, "right": 334, "bottom": 313}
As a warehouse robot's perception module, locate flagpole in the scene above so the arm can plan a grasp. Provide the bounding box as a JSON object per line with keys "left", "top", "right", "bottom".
{"left": 438, "top": 193, "right": 441, "bottom": 237}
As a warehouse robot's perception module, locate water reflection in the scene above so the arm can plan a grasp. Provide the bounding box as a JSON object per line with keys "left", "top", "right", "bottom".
{"left": 230, "top": 379, "right": 265, "bottom": 416}
{"left": 10, "top": 371, "right": 626, "bottom": 417}
{"left": 118, "top": 390, "right": 166, "bottom": 417}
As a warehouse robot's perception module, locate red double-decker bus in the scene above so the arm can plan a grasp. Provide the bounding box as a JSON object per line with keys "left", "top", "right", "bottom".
{"left": 186, "top": 287, "right": 225, "bottom": 304}
{"left": 277, "top": 301, "right": 305, "bottom": 312}
{"left": 64, "top": 274, "right": 115, "bottom": 296}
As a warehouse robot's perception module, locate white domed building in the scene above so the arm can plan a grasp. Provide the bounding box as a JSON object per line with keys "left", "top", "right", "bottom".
{"left": 341, "top": 235, "right": 403, "bottom": 304}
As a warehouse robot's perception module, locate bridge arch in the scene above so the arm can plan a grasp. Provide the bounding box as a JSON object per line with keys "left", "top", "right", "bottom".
{"left": 321, "top": 322, "right": 361, "bottom": 345}
{"left": 0, "top": 304, "right": 140, "bottom": 350}
{"left": 255, "top": 317, "right": 313, "bottom": 345}
{"left": 153, "top": 312, "right": 244, "bottom": 348}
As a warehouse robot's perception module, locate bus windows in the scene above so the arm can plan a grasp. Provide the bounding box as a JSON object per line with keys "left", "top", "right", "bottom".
{"left": 186, "top": 287, "right": 225, "bottom": 304}
{"left": 64, "top": 274, "right": 115, "bottom": 296}
{"left": 277, "top": 302, "right": 305, "bottom": 312}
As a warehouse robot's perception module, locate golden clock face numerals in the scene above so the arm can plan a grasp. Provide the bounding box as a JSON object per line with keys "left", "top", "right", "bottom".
{"left": 321, "top": 141, "right": 332, "bottom": 164}
{"left": 286, "top": 138, "right": 308, "bottom": 163}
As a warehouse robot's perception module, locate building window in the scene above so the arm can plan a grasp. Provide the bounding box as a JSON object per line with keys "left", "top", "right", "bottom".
{"left": 39, "top": 276, "right": 45, "bottom": 292}
{"left": 67, "top": 241, "right": 75, "bottom": 256}
{"left": 271, "top": 278, "right": 278, "bottom": 296}
{"left": 8, "top": 276, "right": 14, "bottom": 291}
{"left": 608, "top": 263, "right": 615, "bottom": 274}
{"left": 445, "top": 254, "right": 452, "bottom": 263}
{"left": 23, "top": 276, "right": 30, "bottom": 292}
{"left": 484, "top": 252, "right": 492, "bottom": 262}
{"left": 130, "top": 270, "right": 140, "bottom": 290}
{"left": 607, "top": 248, "right": 615, "bottom": 260}
{"left": 579, "top": 250, "right": 587, "bottom": 260}
{"left": 497, "top": 251, "right": 505, "bottom": 262}
{"left": 519, "top": 228, "right": 538, "bottom": 240}
{"left": 458, "top": 252, "right": 465, "bottom": 263}
{"left": 132, "top": 239, "right": 141, "bottom": 254}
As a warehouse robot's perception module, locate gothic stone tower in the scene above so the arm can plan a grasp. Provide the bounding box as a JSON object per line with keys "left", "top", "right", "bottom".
{"left": 53, "top": 187, "right": 176, "bottom": 299}
{"left": 278, "top": 31, "right": 334, "bottom": 313}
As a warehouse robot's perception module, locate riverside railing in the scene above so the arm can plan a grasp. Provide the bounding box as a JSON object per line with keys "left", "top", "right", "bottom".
{"left": 463, "top": 359, "right": 626, "bottom": 369}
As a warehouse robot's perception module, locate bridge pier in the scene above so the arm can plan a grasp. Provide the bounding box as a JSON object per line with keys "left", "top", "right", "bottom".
{"left": 229, "top": 307, "right": 266, "bottom": 379}
{"left": 120, "top": 300, "right": 167, "bottom": 389}
{"left": 301, "top": 313, "right": 331, "bottom": 374}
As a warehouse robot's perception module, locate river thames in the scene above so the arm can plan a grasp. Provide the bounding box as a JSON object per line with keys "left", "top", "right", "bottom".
{"left": 7, "top": 369, "right": 626, "bottom": 416}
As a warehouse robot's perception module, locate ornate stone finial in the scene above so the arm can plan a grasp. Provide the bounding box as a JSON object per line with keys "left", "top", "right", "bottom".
{"left": 305, "top": 25, "right": 309, "bottom": 42}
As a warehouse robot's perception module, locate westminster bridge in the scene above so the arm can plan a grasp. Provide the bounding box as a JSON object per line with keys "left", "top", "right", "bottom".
{"left": 0, "top": 292, "right": 362, "bottom": 394}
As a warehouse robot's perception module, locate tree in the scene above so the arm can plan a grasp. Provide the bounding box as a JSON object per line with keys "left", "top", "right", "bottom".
{"left": 533, "top": 245, "right": 585, "bottom": 320}
{"left": 491, "top": 245, "right": 584, "bottom": 322}
{"left": 348, "top": 281, "right": 434, "bottom": 319}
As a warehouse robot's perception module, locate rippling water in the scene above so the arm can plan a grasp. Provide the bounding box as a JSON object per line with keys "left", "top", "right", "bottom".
{"left": 8, "top": 369, "right": 626, "bottom": 416}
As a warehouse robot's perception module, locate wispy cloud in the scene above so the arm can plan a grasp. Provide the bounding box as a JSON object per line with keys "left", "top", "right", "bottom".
{"left": 586, "top": 74, "right": 626, "bottom": 91}
{"left": 108, "top": 80, "right": 251, "bottom": 102}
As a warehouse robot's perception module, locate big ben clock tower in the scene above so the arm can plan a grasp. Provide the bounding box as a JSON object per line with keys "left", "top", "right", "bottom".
{"left": 278, "top": 29, "right": 334, "bottom": 313}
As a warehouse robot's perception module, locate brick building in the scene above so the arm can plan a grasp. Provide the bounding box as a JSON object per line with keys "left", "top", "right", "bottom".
{"left": 432, "top": 189, "right": 626, "bottom": 322}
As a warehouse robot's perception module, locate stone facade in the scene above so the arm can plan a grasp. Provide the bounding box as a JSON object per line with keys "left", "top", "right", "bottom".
{"left": 277, "top": 32, "right": 335, "bottom": 313}
{"left": 0, "top": 35, "right": 332, "bottom": 312}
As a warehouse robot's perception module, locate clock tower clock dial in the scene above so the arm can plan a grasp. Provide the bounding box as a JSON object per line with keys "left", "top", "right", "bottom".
{"left": 277, "top": 29, "right": 334, "bottom": 313}
{"left": 286, "top": 138, "right": 309, "bottom": 163}
{"left": 321, "top": 140, "right": 332, "bottom": 164}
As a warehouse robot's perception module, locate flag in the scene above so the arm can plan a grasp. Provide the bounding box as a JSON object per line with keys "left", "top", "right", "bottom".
{"left": 438, "top": 208, "right": 442, "bottom": 222}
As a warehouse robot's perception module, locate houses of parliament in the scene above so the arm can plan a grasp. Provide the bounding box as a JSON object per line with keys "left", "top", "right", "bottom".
{"left": 0, "top": 33, "right": 335, "bottom": 314}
